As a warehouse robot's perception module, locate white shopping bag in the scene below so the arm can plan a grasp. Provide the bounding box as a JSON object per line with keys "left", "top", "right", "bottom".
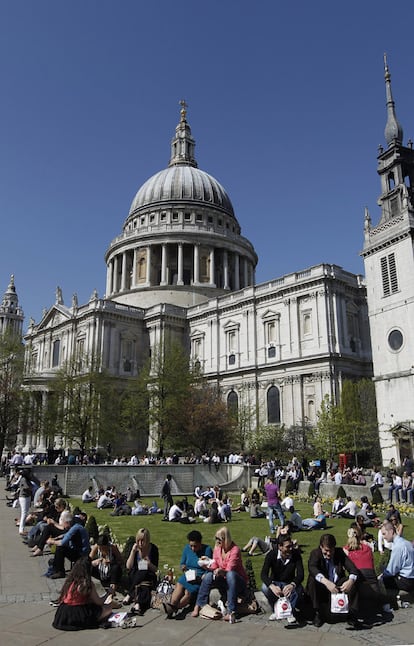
{"left": 330, "top": 592, "right": 349, "bottom": 614}
{"left": 275, "top": 597, "right": 292, "bottom": 619}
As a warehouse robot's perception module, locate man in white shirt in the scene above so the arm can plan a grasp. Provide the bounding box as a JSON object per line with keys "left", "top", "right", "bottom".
{"left": 168, "top": 502, "right": 183, "bottom": 521}
{"left": 97, "top": 491, "right": 113, "bottom": 509}
{"left": 334, "top": 470, "right": 343, "bottom": 485}
{"left": 9, "top": 451, "right": 24, "bottom": 466}
{"left": 281, "top": 495, "right": 294, "bottom": 512}
{"left": 370, "top": 467, "right": 384, "bottom": 494}
{"left": 82, "top": 486, "right": 95, "bottom": 503}
{"left": 388, "top": 472, "right": 403, "bottom": 503}
{"left": 336, "top": 496, "right": 358, "bottom": 519}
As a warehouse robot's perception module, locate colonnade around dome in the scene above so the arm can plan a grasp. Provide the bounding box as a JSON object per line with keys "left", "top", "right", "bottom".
{"left": 105, "top": 241, "right": 255, "bottom": 295}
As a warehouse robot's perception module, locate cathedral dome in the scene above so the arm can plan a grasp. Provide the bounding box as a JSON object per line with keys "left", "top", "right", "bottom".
{"left": 129, "top": 165, "right": 235, "bottom": 218}
{"left": 105, "top": 103, "right": 257, "bottom": 309}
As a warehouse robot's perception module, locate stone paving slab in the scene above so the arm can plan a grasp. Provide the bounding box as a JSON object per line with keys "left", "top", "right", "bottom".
{"left": 1, "top": 478, "right": 414, "bottom": 645}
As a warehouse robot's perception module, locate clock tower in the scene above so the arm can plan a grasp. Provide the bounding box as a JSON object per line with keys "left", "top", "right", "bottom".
{"left": 362, "top": 56, "right": 414, "bottom": 466}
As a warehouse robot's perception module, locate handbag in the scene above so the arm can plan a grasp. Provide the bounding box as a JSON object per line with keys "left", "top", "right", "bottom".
{"left": 151, "top": 578, "right": 175, "bottom": 610}
{"left": 199, "top": 603, "right": 223, "bottom": 620}
{"left": 330, "top": 592, "right": 349, "bottom": 614}
{"left": 274, "top": 596, "right": 292, "bottom": 619}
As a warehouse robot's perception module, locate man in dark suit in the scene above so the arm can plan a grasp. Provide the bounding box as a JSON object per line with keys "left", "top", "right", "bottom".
{"left": 161, "top": 474, "right": 173, "bottom": 520}
{"left": 307, "top": 533, "right": 360, "bottom": 628}
{"left": 261, "top": 533, "right": 304, "bottom": 624}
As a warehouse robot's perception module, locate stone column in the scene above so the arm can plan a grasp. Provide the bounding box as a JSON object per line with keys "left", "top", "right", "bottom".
{"left": 105, "top": 260, "right": 113, "bottom": 296}
{"left": 146, "top": 246, "right": 152, "bottom": 285}
{"left": 209, "top": 248, "right": 215, "bottom": 286}
{"left": 113, "top": 256, "right": 119, "bottom": 293}
{"left": 177, "top": 243, "right": 184, "bottom": 285}
{"left": 223, "top": 250, "right": 230, "bottom": 289}
{"left": 234, "top": 253, "right": 240, "bottom": 291}
{"left": 160, "top": 244, "right": 167, "bottom": 285}
{"left": 121, "top": 252, "right": 127, "bottom": 291}
{"left": 132, "top": 248, "right": 137, "bottom": 287}
{"left": 243, "top": 258, "right": 249, "bottom": 287}
{"left": 193, "top": 244, "right": 200, "bottom": 284}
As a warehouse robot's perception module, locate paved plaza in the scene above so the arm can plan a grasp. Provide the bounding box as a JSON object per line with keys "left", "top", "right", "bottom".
{"left": 1, "top": 480, "right": 414, "bottom": 645}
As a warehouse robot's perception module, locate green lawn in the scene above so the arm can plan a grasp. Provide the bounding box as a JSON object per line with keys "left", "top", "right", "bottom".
{"left": 71, "top": 496, "right": 414, "bottom": 590}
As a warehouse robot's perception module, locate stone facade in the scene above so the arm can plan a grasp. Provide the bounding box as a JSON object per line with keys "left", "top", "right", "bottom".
{"left": 19, "top": 104, "right": 372, "bottom": 457}
{"left": 362, "top": 57, "right": 414, "bottom": 466}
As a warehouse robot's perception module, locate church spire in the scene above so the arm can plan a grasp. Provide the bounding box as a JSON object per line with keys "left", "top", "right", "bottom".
{"left": 384, "top": 53, "right": 403, "bottom": 147}
{"left": 0, "top": 275, "right": 24, "bottom": 336}
{"left": 169, "top": 100, "right": 198, "bottom": 168}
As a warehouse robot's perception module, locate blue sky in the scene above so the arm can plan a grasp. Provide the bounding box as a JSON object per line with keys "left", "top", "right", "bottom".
{"left": 1, "top": 1, "right": 414, "bottom": 325}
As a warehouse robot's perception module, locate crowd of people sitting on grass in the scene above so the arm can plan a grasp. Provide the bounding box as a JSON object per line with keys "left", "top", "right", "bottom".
{"left": 5, "top": 458, "right": 414, "bottom": 633}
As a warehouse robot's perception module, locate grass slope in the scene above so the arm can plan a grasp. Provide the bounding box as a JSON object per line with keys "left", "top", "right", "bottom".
{"left": 72, "top": 496, "right": 414, "bottom": 589}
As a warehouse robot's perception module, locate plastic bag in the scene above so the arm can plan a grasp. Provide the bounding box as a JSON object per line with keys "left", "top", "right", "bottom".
{"left": 275, "top": 596, "right": 292, "bottom": 619}
{"left": 330, "top": 592, "right": 349, "bottom": 614}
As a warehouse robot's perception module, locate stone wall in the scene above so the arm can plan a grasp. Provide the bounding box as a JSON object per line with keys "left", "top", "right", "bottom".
{"left": 297, "top": 480, "right": 376, "bottom": 501}
{"left": 30, "top": 464, "right": 251, "bottom": 497}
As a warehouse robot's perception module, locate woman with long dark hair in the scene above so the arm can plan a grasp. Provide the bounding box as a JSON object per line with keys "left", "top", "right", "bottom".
{"left": 52, "top": 557, "right": 113, "bottom": 630}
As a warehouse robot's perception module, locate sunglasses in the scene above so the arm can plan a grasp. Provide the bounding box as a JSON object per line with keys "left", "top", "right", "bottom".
{"left": 215, "top": 536, "right": 223, "bottom": 542}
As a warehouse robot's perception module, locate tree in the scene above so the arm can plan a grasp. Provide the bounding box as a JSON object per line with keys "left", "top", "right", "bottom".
{"left": 312, "top": 394, "right": 346, "bottom": 460}
{"left": 341, "top": 380, "right": 362, "bottom": 459}
{"left": 0, "top": 329, "right": 24, "bottom": 457}
{"left": 341, "top": 379, "right": 381, "bottom": 466}
{"left": 120, "top": 363, "right": 151, "bottom": 453}
{"left": 231, "top": 384, "right": 257, "bottom": 451}
{"left": 312, "top": 381, "right": 381, "bottom": 466}
{"left": 249, "top": 423, "right": 288, "bottom": 460}
{"left": 174, "top": 382, "right": 234, "bottom": 454}
{"left": 122, "top": 341, "right": 193, "bottom": 456}
{"left": 45, "top": 352, "right": 120, "bottom": 457}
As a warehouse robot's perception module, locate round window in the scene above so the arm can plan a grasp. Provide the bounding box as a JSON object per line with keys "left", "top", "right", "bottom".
{"left": 388, "top": 329, "right": 403, "bottom": 351}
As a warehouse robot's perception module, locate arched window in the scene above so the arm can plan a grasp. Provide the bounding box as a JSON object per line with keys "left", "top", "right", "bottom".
{"left": 227, "top": 390, "right": 238, "bottom": 419}
{"left": 303, "top": 312, "right": 312, "bottom": 335}
{"left": 267, "top": 386, "right": 280, "bottom": 424}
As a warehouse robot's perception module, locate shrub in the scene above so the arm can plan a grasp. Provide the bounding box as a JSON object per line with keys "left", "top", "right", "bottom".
{"left": 337, "top": 485, "right": 347, "bottom": 499}
{"left": 123, "top": 535, "right": 136, "bottom": 562}
{"left": 85, "top": 515, "right": 99, "bottom": 543}
{"left": 245, "top": 557, "right": 257, "bottom": 591}
{"left": 372, "top": 487, "right": 384, "bottom": 505}
{"left": 285, "top": 478, "right": 295, "bottom": 494}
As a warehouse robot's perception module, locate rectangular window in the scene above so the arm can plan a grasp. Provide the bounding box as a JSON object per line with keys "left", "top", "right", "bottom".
{"left": 267, "top": 321, "right": 276, "bottom": 343}
{"left": 52, "top": 340, "right": 60, "bottom": 367}
{"left": 192, "top": 338, "right": 201, "bottom": 359}
{"left": 228, "top": 331, "right": 236, "bottom": 353}
{"left": 381, "top": 252, "right": 399, "bottom": 297}
{"left": 76, "top": 338, "right": 85, "bottom": 369}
